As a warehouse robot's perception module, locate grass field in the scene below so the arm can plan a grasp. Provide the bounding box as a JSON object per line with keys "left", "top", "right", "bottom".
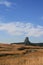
{"left": 0, "top": 43, "right": 43, "bottom": 65}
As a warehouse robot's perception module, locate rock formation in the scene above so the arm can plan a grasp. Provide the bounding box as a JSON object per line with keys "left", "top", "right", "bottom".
{"left": 24, "top": 37, "right": 30, "bottom": 45}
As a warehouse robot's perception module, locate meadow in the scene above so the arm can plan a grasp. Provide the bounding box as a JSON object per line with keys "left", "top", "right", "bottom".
{"left": 0, "top": 43, "right": 43, "bottom": 65}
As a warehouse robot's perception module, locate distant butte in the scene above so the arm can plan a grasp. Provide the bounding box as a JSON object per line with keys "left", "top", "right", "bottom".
{"left": 11, "top": 37, "right": 43, "bottom": 46}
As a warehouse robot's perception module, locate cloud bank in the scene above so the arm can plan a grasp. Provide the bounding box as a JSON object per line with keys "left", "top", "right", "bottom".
{"left": 0, "top": 22, "right": 43, "bottom": 37}
{"left": 0, "top": 0, "right": 14, "bottom": 7}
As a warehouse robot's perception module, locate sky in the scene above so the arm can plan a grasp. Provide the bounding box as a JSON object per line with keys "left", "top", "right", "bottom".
{"left": 0, "top": 0, "right": 43, "bottom": 43}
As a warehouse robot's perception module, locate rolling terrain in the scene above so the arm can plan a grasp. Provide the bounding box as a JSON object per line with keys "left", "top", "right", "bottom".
{"left": 0, "top": 43, "right": 43, "bottom": 65}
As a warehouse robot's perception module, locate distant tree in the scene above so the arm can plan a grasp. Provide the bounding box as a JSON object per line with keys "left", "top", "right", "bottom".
{"left": 24, "top": 37, "right": 30, "bottom": 45}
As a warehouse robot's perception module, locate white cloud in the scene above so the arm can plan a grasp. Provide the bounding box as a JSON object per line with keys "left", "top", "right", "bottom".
{"left": 0, "top": 22, "right": 43, "bottom": 37}
{"left": 0, "top": 0, "right": 13, "bottom": 7}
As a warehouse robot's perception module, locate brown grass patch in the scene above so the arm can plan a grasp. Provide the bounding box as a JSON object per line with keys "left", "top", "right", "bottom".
{"left": 0, "top": 43, "right": 43, "bottom": 65}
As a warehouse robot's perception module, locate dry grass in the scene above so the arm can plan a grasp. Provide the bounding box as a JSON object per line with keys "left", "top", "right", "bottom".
{"left": 0, "top": 43, "right": 43, "bottom": 65}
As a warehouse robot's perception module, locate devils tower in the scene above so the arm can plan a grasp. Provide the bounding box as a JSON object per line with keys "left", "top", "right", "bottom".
{"left": 24, "top": 37, "right": 30, "bottom": 45}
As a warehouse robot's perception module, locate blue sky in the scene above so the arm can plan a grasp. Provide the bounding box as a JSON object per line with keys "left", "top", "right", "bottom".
{"left": 0, "top": 0, "right": 43, "bottom": 43}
